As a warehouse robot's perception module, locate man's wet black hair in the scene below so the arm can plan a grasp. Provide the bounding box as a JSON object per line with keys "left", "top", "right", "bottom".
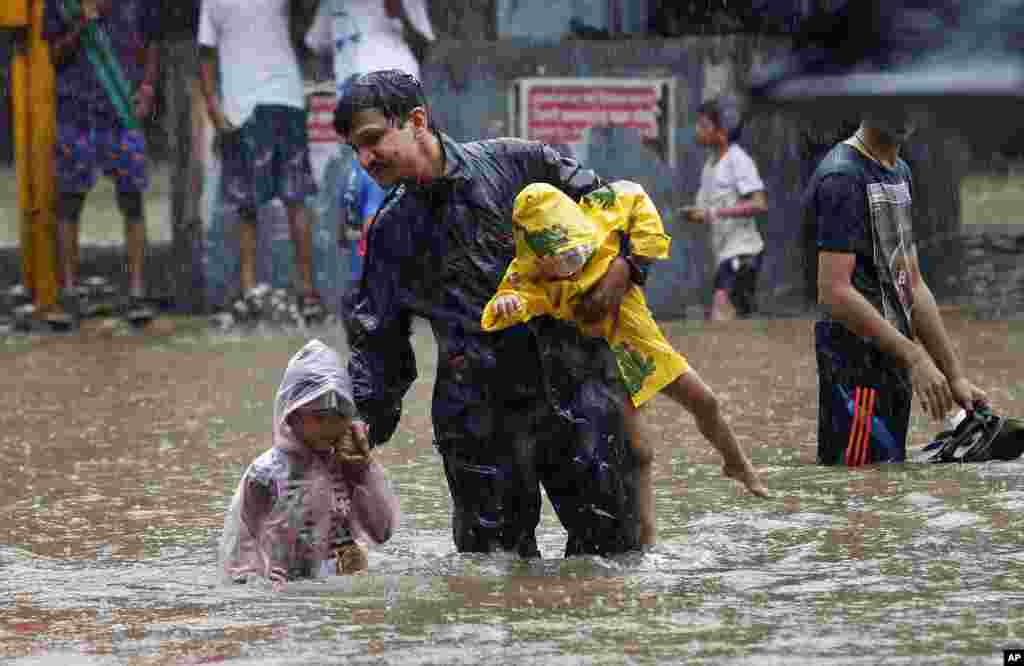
{"left": 697, "top": 97, "right": 744, "bottom": 142}
{"left": 333, "top": 69, "right": 429, "bottom": 138}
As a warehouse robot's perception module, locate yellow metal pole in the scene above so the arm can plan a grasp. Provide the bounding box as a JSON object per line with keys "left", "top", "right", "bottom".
{"left": 0, "top": 0, "right": 29, "bottom": 27}
{"left": 9, "top": 0, "right": 58, "bottom": 310}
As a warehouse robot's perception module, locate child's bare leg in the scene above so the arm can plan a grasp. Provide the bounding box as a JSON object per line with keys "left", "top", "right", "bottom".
{"left": 622, "top": 400, "right": 657, "bottom": 547}
{"left": 710, "top": 289, "right": 736, "bottom": 322}
{"left": 662, "top": 370, "right": 769, "bottom": 498}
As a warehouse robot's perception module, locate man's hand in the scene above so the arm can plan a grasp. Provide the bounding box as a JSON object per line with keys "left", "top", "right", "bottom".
{"left": 134, "top": 83, "right": 155, "bottom": 121}
{"left": 910, "top": 353, "right": 954, "bottom": 421}
{"left": 949, "top": 377, "right": 988, "bottom": 413}
{"left": 492, "top": 294, "right": 523, "bottom": 319}
{"left": 576, "top": 256, "right": 631, "bottom": 325}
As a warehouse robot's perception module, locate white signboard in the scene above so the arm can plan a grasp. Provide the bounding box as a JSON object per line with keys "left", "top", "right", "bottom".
{"left": 511, "top": 77, "right": 677, "bottom": 166}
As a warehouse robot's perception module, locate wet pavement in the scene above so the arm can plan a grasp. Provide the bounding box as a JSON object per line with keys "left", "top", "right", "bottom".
{"left": 1, "top": 310, "right": 1023, "bottom": 664}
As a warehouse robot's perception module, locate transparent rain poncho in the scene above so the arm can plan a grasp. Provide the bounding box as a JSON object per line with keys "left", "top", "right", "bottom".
{"left": 219, "top": 339, "right": 398, "bottom": 583}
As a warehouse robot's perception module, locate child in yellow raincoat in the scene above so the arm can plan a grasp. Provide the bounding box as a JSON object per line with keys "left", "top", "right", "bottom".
{"left": 482, "top": 181, "right": 768, "bottom": 545}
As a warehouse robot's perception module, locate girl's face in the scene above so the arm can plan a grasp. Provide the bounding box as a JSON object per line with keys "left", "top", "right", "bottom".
{"left": 289, "top": 407, "right": 352, "bottom": 453}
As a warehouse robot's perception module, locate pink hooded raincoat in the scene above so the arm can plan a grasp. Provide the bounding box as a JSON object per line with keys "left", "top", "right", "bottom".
{"left": 219, "top": 339, "right": 399, "bottom": 582}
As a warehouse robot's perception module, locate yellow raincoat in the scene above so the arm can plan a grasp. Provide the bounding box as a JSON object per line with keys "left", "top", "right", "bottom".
{"left": 481, "top": 181, "right": 689, "bottom": 407}
{"left": 4, "top": 0, "right": 59, "bottom": 309}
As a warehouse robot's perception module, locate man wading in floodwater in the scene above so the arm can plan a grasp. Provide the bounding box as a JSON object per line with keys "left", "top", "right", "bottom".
{"left": 334, "top": 70, "right": 661, "bottom": 556}
{"left": 807, "top": 112, "right": 988, "bottom": 466}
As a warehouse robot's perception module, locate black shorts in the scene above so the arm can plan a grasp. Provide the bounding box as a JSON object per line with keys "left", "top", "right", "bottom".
{"left": 714, "top": 253, "right": 763, "bottom": 317}
{"left": 816, "top": 321, "right": 912, "bottom": 465}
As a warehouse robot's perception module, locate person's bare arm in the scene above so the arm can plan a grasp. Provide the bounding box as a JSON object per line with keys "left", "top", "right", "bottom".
{"left": 818, "top": 251, "right": 919, "bottom": 362}
{"left": 721, "top": 190, "right": 768, "bottom": 218}
{"left": 819, "top": 250, "right": 954, "bottom": 419}
{"left": 684, "top": 190, "right": 768, "bottom": 224}
{"left": 906, "top": 250, "right": 988, "bottom": 412}
{"left": 133, "top": 43, "right": 160, "bottom": 120}
{"left": 198, "top": 45, "right": 232, "bottom": 133}
{"left": 906, "top": 251, "right": 962, "bottom": 381}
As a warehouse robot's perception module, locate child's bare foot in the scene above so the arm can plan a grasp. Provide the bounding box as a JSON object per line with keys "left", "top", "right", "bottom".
{"left": 723, "top": 460, "right": 769, "bottom": 498}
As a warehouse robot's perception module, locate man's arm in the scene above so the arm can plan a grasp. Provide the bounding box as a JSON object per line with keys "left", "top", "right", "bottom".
{"left": 724, "top": 149, "right": 769, "bottom": 219}
{"left": 196, "top": 1, "right": 232, "bottom": 133}
{"left": 343, "top": 215, "right": 418, "bottom": 448}
{"left": 197, "top": 45, "right": 232, "bottom": 132}
{"left": 814, "top": 172, "right": 915, "bottom": 360}
{"left": 134, "top": 3, "right": 162, "bottom": 121}
{"left": 613, "top": 183, "right": 672, "bottom": 281}
{"left": 906, "top": 250, "right": 987, "bottom": 411}
{"left": 818, "top": 251, "right": 922, "bottom": 365}
{"left": 303, "top": 0, "right": 332, "bottom": 56}
{"left": 818, "top": 251, "right": 957, "bottom": 422}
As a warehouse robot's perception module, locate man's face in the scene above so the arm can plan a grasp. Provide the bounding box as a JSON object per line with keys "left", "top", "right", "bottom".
{"left": 865, "top": 109, "right": 919, "bottom": 145}
{"left": 345, "top": 108, "right": 423, "bottom": 187}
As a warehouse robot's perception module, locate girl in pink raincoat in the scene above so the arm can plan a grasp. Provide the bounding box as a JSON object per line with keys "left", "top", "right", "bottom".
{"left": 219, "top": 339, "right": 399, "bottom": 585}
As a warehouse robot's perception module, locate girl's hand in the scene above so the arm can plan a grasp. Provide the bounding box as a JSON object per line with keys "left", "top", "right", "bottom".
{"left": 267, "top": 566, "right": 288, "bottom": 592}
{"left": 336, "top": 420, "right": 372, "bottom": 467}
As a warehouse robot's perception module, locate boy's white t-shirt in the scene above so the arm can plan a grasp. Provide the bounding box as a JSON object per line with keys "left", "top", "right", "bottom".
{"left": 198, "top": 0, "right": 306, "bottom": 127}
{"left": 696, "top": 143, "right": 766, "bottom": 265}
{"left": 305, "top": 0, "right": 435, "bottom": 95}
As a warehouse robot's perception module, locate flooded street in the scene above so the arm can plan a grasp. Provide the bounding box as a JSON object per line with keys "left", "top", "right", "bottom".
{"left": 2, "top": 311, "right": 1023, "bottom": 665}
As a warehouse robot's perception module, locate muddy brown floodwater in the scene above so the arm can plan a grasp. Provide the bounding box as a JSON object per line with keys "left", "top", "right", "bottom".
{"left": 1, "top": 310, "right": 1023, "bottom": 665}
